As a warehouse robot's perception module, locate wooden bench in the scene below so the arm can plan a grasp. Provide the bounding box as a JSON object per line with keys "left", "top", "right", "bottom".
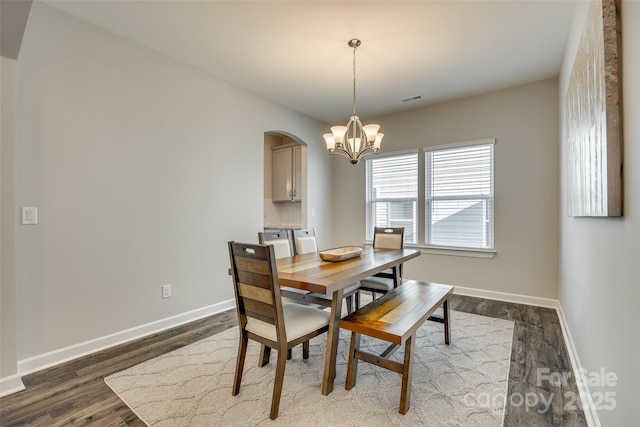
{"left": 339, "top": 280, "right": 454, "bottom": 414}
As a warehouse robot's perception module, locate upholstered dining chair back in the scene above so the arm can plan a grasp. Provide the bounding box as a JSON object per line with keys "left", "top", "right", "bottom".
{"left": 293, "top": 228, "right": 318, "bottom": 255}
{"left": 228, "top": 241, "right": 330, "bottom": 420}
{"left": 359, "top": 227, "right": 405, "bottom": 301}
{"left": 258, "top": 230, "right": 294, "bottom": 258}
{"left": 373, "top": 227, "right": 404, "bottom": 250}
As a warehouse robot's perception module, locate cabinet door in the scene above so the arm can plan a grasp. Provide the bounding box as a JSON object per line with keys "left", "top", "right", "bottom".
{"left": 292, "top": 145, "right": 303, "bottom": 201}
{"left": 272, "top": 148, "right": 293, "bottom": 202}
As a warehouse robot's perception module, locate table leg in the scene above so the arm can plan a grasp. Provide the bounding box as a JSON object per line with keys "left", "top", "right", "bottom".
{"left": 443, "top": 299, "right": 450, "bottom": 345}
{"left": 321, "top": 288, "right": 344, "bottom": 395}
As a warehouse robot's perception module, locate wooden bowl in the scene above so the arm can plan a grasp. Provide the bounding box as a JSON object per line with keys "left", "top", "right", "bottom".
{"left": 318, "top": 246, "right": 363, "bottom": 262}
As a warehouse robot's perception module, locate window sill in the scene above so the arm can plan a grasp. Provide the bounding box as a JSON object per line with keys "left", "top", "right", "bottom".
{"left": 363, "top": 242, "right": 495, "bottom": 258}
{"left": 411, "top": 245, "right": 495, "bottom": 258}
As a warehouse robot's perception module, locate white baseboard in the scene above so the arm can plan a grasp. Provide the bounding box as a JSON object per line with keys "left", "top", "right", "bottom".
{"left": 0, "top": 374, "right": 25, "bottom": 398}
{"left": 555, "top": 304, "right": 601, "bottom": 427}
{"left": 453, "top": 285, "right": 559, "bottom": 309}
{"left": 16, "top": 299, "right": 236, "bottom": 378}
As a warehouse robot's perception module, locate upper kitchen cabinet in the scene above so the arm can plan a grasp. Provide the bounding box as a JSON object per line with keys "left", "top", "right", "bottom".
{"left": 272, "top": 144, "right": 304, "bottom": 202}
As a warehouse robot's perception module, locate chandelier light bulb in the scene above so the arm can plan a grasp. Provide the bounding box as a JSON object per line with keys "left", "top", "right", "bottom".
{"left": 323, "top": 133, "right": 336, "bottom": 151}
{"left": 330, "top": 126, "right": 347, "bottom": 145}
{"left": 374, "top": 133, "right": 384, "bottom": 151}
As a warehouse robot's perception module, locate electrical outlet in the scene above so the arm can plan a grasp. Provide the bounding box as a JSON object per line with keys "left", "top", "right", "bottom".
{"left": 162, "top": 284, "right": 172, "bottom": 299}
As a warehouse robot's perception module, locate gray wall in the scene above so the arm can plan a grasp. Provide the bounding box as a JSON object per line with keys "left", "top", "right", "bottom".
{"left": 332, "top": 78, "right": 560, "bottom": 300}
{"left": 1, "top": 0, "right": 32, "bottom": 395}
{"left": 11, "top": 2, "right": 332, "bottom": 366}
{"left": 1, "top": 56, "right": 19, "bottom": 388}
{"left": 559, "top": 1, "right": 640, "bottom": 425}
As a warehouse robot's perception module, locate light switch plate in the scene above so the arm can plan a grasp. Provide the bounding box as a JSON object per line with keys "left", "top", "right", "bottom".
{"left": 21, "top": 207, "right": 37, "bottom": 225}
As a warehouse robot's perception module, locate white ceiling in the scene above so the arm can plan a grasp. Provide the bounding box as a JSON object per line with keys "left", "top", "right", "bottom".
{"left": 42, "top": 0, "right": 576, "bottom": 124}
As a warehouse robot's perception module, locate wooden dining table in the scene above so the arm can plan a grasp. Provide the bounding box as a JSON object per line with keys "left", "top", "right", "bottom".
{"left": 276, "top": 246, "right": 421, "bottom": 395}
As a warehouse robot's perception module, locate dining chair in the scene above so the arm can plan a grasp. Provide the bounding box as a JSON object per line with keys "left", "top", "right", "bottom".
{"left": 228, "top": 241, "right": 330, "bottom": 420}
{"left": 292, "top": 228, "right": 361, "bottom": 313}
{"left": 292, "top": 228, "right": 318, "bottom": 255}
{"left": 258, "top": 230, "right": 294, "bottom": 259}
{"left": 359, "top": 227, "right": 405, "bottom": 300}
{"left": 258, "top": 230, "right": 311, "bottom": 360}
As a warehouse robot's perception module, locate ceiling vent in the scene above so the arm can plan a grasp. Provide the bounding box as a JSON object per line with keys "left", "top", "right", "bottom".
{"left": 402, "top": 95, "right": 423, "bottom": 103}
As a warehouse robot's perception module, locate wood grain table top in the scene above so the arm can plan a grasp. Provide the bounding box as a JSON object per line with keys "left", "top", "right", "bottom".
{"left": 276, "top": 247, "right": 420, "bottom": 294}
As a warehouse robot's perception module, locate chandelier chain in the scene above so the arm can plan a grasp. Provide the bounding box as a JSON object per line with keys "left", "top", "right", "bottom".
{"left": 352, "top": 43, "right": 357, "bottom": 116}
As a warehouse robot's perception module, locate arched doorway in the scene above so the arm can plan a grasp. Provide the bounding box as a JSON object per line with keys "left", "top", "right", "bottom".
{"left": 263, "top": 131, "right": 307, "bottom": 230}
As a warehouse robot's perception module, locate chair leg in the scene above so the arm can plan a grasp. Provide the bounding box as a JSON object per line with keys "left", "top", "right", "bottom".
{"left": 392, "top": 265, "right": 400, "bottom": 288}
{"left": 233, "top": 331, "right": 249, "bottom": 395}
{"left": 346, "top": 295, "right": 354, "bottom": 314}
{"left": 399, "top": 335, "right": 415, "bottom": 414}
{"left": 303, "top": 341, "right": 310, "bottom": 359}
{"left": 345, "top": 332, "right": 361, "bottom": 390}
{"left": 259, "top": 344, "right": 271, "bottom": 367}
{"left": 355, "top": 290, "right": 360, "bottom": 310}
{"left": 287, "top": 349, "right": 292, "bottom": 360}
{"left": 270, "top": 345, "right": 288, "bottom": 420}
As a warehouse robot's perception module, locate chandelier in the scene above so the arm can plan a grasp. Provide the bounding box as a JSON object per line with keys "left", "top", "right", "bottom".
{"left": 323, "top": 39, "right": 383, "bottom": 165}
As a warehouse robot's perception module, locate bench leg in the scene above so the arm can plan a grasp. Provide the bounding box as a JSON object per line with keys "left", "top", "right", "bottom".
{"left": 443, "top": 299, "right": 450, "bottom": 345}
{"left": 399, "top": 335, "right": 415, "bottom": 414}
{"left": 345, "top": 332, "right": 361, "bottom": 390}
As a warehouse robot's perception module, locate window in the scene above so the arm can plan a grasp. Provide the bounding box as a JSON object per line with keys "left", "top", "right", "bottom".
{"left": 425, "top": 140, "right": 494, "bottom": 249}
{"left": 364, "top": 139, "right": 495, "bottom": 253}
{"left": 365, "top": 152, "right": 418, "bottom": 244}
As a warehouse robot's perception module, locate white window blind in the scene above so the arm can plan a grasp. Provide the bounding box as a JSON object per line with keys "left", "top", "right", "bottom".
{"left": 365, "top": 152, "right": 418, "bottom": 244}
{"left": 425, "top": 141, "right": 494, "bottom": 249}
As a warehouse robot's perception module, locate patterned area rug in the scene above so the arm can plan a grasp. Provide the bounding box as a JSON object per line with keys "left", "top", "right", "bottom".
{"left": 105, "top": 310, "right": 513, "bottom": 427}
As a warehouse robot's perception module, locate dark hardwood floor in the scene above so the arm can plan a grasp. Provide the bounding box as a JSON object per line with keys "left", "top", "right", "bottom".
{"left": 452, "top": 295, "right": 587, "bottom": 427}
{"left": 0, "top": 295, "right": 586, "bottom": 426}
